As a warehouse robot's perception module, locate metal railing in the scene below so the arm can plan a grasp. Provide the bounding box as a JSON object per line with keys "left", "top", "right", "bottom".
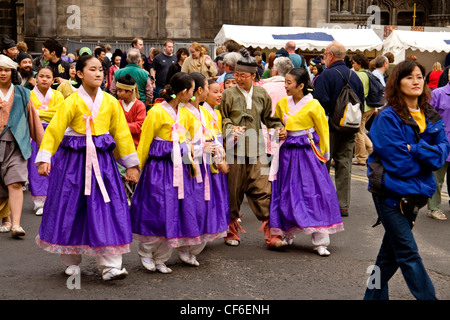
{"left": 66, "top": 40, "right": 216, "bottom": 58}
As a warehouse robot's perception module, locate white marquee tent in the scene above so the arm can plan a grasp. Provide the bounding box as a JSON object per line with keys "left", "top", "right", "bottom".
{"left": 383, "top": 29, "right": 450, "bottom": 71}
{"left": 214, "top": 24, "right": 384, "bottom": 53}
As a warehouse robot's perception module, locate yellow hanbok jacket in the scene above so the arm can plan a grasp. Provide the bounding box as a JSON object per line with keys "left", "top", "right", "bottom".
{"left": 137, "top": 102, "right": 185, "bottom": 170}
{"left": 38, "top": 90, "right": 138, "bottom": 166}
{"left": 275, "top": 96, "right": 329, "bottom": 157}
{"left": 30, "top": 89, "right": 65, "bottom": 123}
{"left": 201, "top": 102, "right": 223, "bottom": 137}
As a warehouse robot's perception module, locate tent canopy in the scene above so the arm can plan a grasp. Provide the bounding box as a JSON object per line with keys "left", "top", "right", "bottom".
{"left": 383, "top": 29, "right": 450, "bottom": 55}
{"left": 214, "top": 24, "right": 383, "bottom": 52}
{"left": 382, "top": 29, "right": 450, "bottom": 69}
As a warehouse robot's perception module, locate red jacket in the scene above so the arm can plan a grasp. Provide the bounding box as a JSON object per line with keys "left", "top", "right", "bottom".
{"left": 119, "top": 99, "right": 147, "bottom": 148}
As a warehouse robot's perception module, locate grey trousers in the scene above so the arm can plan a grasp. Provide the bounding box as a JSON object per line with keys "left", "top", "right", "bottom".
{"left": 327, "top": 130, "right": 355, "bottom": 211}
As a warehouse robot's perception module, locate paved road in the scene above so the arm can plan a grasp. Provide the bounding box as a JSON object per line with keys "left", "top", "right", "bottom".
{"left": 1, "top": 164, "right": 450, "bottom": 305}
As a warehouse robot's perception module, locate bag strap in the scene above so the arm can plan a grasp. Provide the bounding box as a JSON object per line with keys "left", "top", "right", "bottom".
{"left": 333, "top": 68, "right": 351, "bottom": 84}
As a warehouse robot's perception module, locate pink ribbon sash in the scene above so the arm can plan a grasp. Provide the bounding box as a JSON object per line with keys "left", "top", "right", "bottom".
{"left": 268, "top": 129, "right": 285, "bottom": 181}
{"left": 77, "top": 86, "right": 110, "bottom": 203}
{"left": 33, "top": 86, "right": 52, "bottom": 111}
{"left": 186, "top": 103, "right": 211, "bottom": 201}
{"left": 83, "top": 114, "right": 111, "bottom": 203}
{"left": 161, "top": 102, "right": 185, "bottom": 199}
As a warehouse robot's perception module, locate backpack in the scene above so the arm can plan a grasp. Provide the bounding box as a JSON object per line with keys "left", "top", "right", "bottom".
{"left": 363, "top": 70, "right": 385, "bottom": 108}
{"left": 329, "top": 69, "right": 363, "bottom": 134}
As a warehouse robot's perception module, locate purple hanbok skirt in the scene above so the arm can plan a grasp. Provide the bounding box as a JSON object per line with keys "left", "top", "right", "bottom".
{"left": 35, "top": 134, "right": 132, "bottom": 256}
{"left": 130, "top": 139, "right": 228, "bottom": 248}
{"left": 269, "top": 132, "right": 344, "bottom": 239}
{"left": 27, "top": 123, "right": 49, "bottom": 196}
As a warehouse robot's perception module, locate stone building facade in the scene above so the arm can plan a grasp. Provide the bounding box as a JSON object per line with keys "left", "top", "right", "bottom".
{"left": 330, "top": 0, "right": 450, "bottom": 27}
{"left": 4, "top": 0, "right": 329, "bottom": 51}
{"left": 2, "top": 0, "right": 450, "bottom": 52}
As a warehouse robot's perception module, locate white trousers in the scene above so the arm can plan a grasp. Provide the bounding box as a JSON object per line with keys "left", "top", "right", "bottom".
{"left": 61, "top": 254, "right": 123, "bottom": 272}
{"left": 177, "top": 241, "right": 207, "bottom": 256}
{"left": 138, "top": 239, "right": 173, "bottom": 265}
{"left": 311, "top": 232, "right": 330, "bottom": 248}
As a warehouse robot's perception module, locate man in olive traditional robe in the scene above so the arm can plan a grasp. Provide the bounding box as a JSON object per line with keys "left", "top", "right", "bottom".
{"left": 219, "top": 48, "right": 287, "bottom": 249}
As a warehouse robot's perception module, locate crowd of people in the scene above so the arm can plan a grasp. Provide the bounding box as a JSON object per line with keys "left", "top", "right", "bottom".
{"left": 1, "top": 33, "right": 450, "bottom": 299}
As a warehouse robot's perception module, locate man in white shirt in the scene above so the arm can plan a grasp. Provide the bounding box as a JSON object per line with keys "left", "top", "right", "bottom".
{"left": 372, "top": 55, "right": 388, "bottom": 87}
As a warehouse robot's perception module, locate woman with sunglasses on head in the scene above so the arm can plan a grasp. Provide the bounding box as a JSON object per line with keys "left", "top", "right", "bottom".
{"left": 364, "top": 59, "right": 450, "bottom": 300}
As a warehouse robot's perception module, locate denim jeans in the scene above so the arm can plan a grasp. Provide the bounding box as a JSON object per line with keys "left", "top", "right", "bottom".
{"left": 363, "top": 194, "right": 437, "bottom": 300}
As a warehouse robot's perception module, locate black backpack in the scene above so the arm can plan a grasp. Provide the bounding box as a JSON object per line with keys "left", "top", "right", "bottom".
{"left": 364, "top": 70, "right": 385, "bottom": 108}
{"left": 329, "top": 69, "right": 363, "bottom": 134}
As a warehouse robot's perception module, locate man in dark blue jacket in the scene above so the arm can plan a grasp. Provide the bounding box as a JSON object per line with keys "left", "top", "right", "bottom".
{"left": 313, "top": 41, "right": 365, "bottom": 217}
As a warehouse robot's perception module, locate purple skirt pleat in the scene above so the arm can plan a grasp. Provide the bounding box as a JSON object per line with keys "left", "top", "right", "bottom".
{"left": 195, "top": 153, "right": 230, "bottom": 237}
{"left": 269, "top": 132, "right": 343, "bottom": 237}
{"left": 130, "top": 139, "right": 228, "bottom": 247}
{"left": 36, "top": 134, "right": 132, "bottom": 256}
{"left": 27, "top": 123, "right": 49, "bottom": 196}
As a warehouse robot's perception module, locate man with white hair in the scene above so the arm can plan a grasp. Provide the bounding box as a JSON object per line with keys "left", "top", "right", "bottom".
{"left": 217, "top": 51, "right": 241, "bottom": 87}
{"left": 261, "top": 57, "right": 294, "bottom": 115}
{"left": 313, "top": 41, "right": 364, "bottom": 217}
{"left": 110, "top": 48, "right": 153, "bottom": 107}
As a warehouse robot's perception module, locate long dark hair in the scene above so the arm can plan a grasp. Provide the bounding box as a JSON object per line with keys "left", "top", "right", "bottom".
{"left": 190, "top": 72, "right": 206, "bottom": 94}
{"left": 11, "top": 69, "right": 20, "bottom": 86}
{"left": 352, "top": 53, "right": 369, "bottom": 69}
{"left": 287, "top": 67, "right": 314, "bottom": 95}
{"left": 384, "top": 59, "right": 430, "bottom": 122}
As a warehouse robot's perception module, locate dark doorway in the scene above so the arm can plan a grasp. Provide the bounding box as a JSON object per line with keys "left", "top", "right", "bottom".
{"left": 397, "top": 11, "right": 425, "bottom": 26}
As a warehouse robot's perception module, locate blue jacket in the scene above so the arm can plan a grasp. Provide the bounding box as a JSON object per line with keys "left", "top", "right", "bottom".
{"left": 367, "top": 105, "right": 450, "bottom": 200}
{"left": 313, "top": 60, "right": 365, "bottom": 117}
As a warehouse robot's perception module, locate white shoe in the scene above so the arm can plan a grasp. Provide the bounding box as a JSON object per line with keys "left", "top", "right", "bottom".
{"left": 65, "top": 265, "right": 80, "bottom": 276}
{"left": 274, "top": 240, "right": 288, "bottom": 248}
{"left": 225, "top": 239, "right": 240, "bottom": 246}
{"left": 190, "top": 255, "right": 200, "bottom": 267}
{"left": 102, "top": 268, "right": 128, "bottom": 281}
{"left": 35, "top": 208, "right": 43, "bottom": 216}
{"left": 155, "top": 264, "right": 172, "bottom": 274}
{"left": 178, "top": 251, "right": 198, "bottom": 266}
{"left": 140, "top": 256, "right": 156, "bottom": 271}
{"left": 178, "top": 251, "right": 192, "bottom": 264}
{"left": 316, "top": 246, "right": 330, "bottom": 256}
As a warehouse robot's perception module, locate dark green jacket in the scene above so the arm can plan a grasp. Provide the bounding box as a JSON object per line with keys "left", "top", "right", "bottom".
{"left": 114, "top": 64, "right": 149, "bottom": 104}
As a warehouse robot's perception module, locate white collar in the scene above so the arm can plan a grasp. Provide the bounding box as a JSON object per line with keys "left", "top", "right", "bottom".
{"left": 0, "top": 84, "right": 14, "bottom": 102}
{"left": 77, "top": 85, "right": 103, "bottom": 118}
{"left": 237, "top": 85, "right": 254, "bottom": 110}
{"left": 287, "top": 93, "right": 313, "bottom": 116}
{"left": 121, "top": 99, "right": 136, "bottom": 113}
{"left": 202, "top": 102, "right": 218, "bottom": 121}
{"left": 33, "top": 86, "right": 53, "bottom": 107}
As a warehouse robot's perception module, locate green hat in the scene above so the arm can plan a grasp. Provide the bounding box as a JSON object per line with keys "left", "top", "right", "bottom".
{"left": 79, "top": 47, "right": 92, "bottom": 56}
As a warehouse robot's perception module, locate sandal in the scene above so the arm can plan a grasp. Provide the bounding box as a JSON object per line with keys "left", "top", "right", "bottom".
{"left": 428, "top": 210, "right": 447, "bottom": 221}
{"left": 0, "top": 221, "right": 11, "bottom": 233}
